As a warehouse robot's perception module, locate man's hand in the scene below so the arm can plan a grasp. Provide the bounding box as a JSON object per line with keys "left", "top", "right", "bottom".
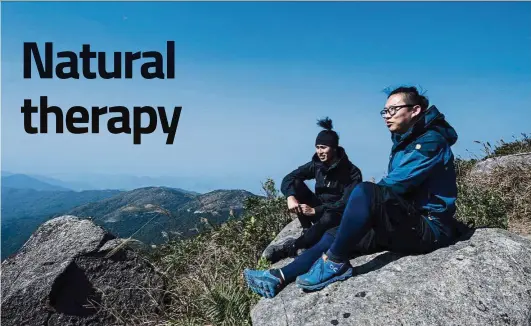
{"left": 287, "top": 196, "right": 302, "bottom": 215}
{"left": 299, "top": 204, "right": 316, "bottom": 216}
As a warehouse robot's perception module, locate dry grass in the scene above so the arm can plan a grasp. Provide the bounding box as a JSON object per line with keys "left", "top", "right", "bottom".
{"left": 455, "top": 134, "right": 531, "bottom": 235}
{"left": 462, "top": 162, "right": 531, "bottom": 234}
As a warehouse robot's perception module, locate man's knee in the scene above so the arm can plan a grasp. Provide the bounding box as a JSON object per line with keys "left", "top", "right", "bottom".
{"left": 357, "top": 181, "right": 379, "bottom": 193}
{"left": 350, "top": 181, "right": 379, "bottom": 201}
{"left": 291, "top": 179, "right": 315, "bottom": 204}
{"left": 293, "top": 179, "right": 309, "bottom": 193}
{"left": 293, "top": 178, "right": 304, "bottom": 188}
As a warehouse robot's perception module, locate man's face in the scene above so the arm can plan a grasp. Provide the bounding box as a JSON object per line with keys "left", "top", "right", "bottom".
{"left": 315, "top": 145, "right": 334, "bottom": 163}
{"left": 382, "top": 93, "right": 422, "bottom": 134}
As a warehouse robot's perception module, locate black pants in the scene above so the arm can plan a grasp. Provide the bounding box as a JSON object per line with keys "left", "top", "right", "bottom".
{"left": 291, "top": 179, "right": 342, "bottom": 250}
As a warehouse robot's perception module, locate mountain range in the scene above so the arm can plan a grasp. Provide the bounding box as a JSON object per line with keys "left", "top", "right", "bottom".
{"left": 1, "top": 173, "right": 257, "bottom": 260}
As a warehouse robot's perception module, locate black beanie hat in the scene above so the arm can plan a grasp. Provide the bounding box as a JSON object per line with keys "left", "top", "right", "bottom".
{"left": 315, "top": 117, "right": 339, "bottom": 148}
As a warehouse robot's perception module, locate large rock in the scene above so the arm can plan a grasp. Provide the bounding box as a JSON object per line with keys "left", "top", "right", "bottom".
{"left": 253, "top": 220, "right": 531, "bottom": 326}
{"left": 470, "top": 152, "right": 531, "bottom": 175}
{"left": 262, "top": 218, "right": 304, "bottom": 261}
{"left": 1, "top": 215, "right": 165, "bottom": 326}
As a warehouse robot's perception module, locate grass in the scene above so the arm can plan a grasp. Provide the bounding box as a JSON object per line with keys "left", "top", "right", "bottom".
{"left": 455, "top": 133, "right": 531, "bottom": 233}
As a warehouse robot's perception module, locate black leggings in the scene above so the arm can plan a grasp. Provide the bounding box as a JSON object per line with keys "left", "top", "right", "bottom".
{"left": 291, "top": 179, "right": 342, "bottom": 250}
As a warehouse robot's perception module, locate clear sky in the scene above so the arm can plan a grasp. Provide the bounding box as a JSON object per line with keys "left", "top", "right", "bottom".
{"left": 2, "top": 2, "right": 531, "bottom": 194}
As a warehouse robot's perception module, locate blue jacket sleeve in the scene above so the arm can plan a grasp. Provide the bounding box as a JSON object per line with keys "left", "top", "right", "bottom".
{"left": 378, "top": 138, "right": 445, "bottom": 196}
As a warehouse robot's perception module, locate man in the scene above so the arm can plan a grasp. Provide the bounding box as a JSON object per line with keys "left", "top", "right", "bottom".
{"left": 264, "top": 117, "right": 362, "bottom": 263}
{"left": 244, "top": 86, "right": 464, "bottom": 298}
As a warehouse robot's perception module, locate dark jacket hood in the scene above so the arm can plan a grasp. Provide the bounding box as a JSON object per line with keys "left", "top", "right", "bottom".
{"left": 391, "top": 105, "right": 458, "bottom": 153}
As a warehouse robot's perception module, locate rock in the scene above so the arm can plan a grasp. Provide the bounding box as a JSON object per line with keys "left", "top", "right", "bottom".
{"left": 470, "top": 152, "right": 531, "bottom": 175}
{"left": 262, "top": 219, "right": 303, "bottom": 261}
{"left": 251, "top": 226, "right": 531, "bottom": 326}
{"left": 98, "top": 237, "right": 148, "bottom": 253}
{"left": 1, "top": 215, "right": 165, "bottom": 326}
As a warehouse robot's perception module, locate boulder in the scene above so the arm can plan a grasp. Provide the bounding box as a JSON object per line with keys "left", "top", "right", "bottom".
{"left": 262, "top": 218, "right": 304, "bottom": 261}
{"left": 253, "top": 220, "right": 531, "bottom": 326}
{"left": 470, "top": 152, "right": 531, "bottom": 175}
{"left": 1, "top": 215, "right": 165, "bottom": 326}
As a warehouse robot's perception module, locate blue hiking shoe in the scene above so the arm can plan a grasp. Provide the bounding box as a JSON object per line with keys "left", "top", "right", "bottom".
{"left": 296, "top": 254, "right": 353, "bottom": 291}
{"left": 243, "top": 269, "right": 283, "bottom": 299}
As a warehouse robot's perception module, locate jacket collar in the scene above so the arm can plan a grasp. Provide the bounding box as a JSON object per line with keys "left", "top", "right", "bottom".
{"left": 390, "top": 105, "right": 456, "bottom": 153}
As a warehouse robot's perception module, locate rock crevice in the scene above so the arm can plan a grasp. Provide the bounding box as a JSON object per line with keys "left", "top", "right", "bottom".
{"left": 1, "top": 215, "right": 165, "bottom": 326}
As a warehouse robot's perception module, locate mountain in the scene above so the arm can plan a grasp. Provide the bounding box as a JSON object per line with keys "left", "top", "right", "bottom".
{"left": 33, "top": 172, "right": 256, "bottom": 194}
{"left": 180, "top": 189, "right": 253, "bottom": 213}
{"left": 1, "top": 174, "right": 71, "bottom": 191}
{"left": 27, "top": 174, "right": 95, "bottom": 191}
{"left": 65, "top": 187, "right": 257, "bottom": 246}
{"left": 1, "top": 183, "right": 257, "bottom": 261}
{"left": 1, "top": 188, "right": 122, "bottom": 260}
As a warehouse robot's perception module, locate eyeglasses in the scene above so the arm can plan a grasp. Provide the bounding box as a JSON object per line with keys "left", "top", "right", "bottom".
{"left": 380, "top": 104, "right": 416, "bottom": 118}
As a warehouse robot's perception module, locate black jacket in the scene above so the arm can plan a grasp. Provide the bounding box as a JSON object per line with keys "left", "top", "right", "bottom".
{"left": 281, "top": 147, "right": 362, "bottom": 218}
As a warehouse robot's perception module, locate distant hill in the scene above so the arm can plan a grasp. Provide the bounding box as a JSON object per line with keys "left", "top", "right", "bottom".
{"left": 1, "top": 188, "right": 122, "bottom": 260}
{"left": 1, "top": 174, "right": 71, "bottom": 191}
{"left": 27, "top": 174, "right": 95, "bottom": 191}
{"left": 180, "top": 189, "right": 253, "bottom": 213}
{"left": 66, "top": 187, "right": 256, "bottom": 246}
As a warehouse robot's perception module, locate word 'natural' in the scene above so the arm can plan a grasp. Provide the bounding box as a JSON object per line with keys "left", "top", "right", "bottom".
{"left": 21, "top": 96, "right": 182, "bottom": 144}
{"left": 24, "top": 41, "right": 175, "bottom": 79}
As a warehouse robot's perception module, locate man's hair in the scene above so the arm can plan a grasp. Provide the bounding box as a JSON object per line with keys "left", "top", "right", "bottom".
{"left": 386, "top": 86, "right": 430, "bottom": 111}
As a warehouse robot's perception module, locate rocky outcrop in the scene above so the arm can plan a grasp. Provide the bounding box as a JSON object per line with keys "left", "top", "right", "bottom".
{"left": 254, "top": 220, "right": 531, "bottom": 326}
{"left": 1, "top": 215, "right": 165, "bottom": 326}
{"left": 470, "top": 152, "right": 531, "bottom": 175}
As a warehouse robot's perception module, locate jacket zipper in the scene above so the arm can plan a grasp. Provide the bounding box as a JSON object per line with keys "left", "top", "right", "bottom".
{"left": 324, "top": 175, "right": 331, "bottom": 187}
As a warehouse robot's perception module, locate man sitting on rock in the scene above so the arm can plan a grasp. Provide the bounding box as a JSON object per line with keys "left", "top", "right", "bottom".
{"left": 264, "top": 117, "right": 363, "bottom": 263}
{"left": 244, "top": 86, "right": 461, "bottom": 298}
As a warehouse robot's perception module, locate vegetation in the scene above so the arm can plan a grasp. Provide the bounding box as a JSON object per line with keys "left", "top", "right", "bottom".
{"left": 123, "top": 179, "right": 291, "bottom": 325}
{"left": 455, "top": 133, "right": 531, "bottom": 232}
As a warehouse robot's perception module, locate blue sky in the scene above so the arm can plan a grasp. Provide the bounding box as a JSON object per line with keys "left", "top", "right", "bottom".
{"left": 2, "top": 2, "right": 531, "bottom": 194}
